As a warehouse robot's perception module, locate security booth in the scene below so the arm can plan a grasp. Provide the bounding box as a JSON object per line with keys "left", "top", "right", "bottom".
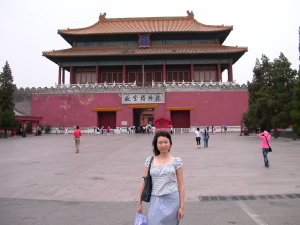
{"left": 15, "top": 116, "right": 43, "bottom": 136}
{"left": 153, "top": 117, "right": 172, "bottom": 133}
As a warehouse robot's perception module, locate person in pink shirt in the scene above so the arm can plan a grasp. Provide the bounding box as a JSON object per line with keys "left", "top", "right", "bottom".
{"left": 73, "top": 126, "right": 82, "bottom": 153}
{"left": 257, "top": 130, "right": 271, "bottom": 168}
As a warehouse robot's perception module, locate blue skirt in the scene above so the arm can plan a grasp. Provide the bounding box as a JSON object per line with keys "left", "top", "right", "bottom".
{"left": 148, "top": 191, "right": 180, "bottom": 225}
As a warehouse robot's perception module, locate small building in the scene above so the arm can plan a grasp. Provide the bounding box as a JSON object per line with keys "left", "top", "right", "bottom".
{"left": 0, "top": 110, "right": 43, "bottom": 137}
{"left": 15, "top": 109, "right": 43, "bottom": 135}
{"left": 153, "top": 117, "right": 172, "bottom": 132}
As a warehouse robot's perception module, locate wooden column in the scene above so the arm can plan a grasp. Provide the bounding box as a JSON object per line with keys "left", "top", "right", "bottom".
{"left": 58, "top": 66, "right": 61, "bottom": 85}
{"left": 96, "top": 66, "right": 99, "bottom": 83}
{"left": 70, "top": 66, "right": 74, "bottom": 84}
{"left": 217, "top": 63, "right": 221, "bottom": 82}
{"left": 190, "top": 64, "right": 194, "bottom": 81}
{"left": 62, "top": 69, "right": 65, "bottom": 84}
{"left": 122, "top": 65, "right": 126, "bottom": 83}
{"left": 163, "top": 64, "right": 167, "bottom": 82}
{"left": 98, "top": 66, "right": 102, "bottom": 83}
{"left": 228, "top": 62, "right": 233, "bottom": 82}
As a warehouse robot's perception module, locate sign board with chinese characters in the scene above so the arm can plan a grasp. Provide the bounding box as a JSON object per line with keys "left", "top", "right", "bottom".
{"left": 122, "top": 93, "right": 164, "bottom": 104}
{"left": 121, "top": 121, "right": 128, "bottom": 125}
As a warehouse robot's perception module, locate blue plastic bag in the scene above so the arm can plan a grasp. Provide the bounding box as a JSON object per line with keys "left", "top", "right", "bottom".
{"left": 134, "top": 213, "right": 147, "bottom": 225}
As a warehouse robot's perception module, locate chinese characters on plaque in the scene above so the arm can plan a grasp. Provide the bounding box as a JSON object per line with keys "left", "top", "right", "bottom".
{"left": 122, "top": 93, "right": 164, "bottom": 104}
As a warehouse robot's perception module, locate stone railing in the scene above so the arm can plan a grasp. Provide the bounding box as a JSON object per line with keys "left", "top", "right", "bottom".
{"left": 14, "top": 81, "right": 247, "bottom": 94}
{"left": 56, "top": 80, "right": 137, "bottom": 89}
{"left": 152, "top": 80, "right": 237, "bottom": 87}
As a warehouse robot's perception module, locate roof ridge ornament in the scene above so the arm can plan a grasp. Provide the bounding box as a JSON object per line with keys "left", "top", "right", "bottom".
{"left": 99, "top": 12, "right": 107, "bottom": 21}
{"left": 186, "top": 10, "right": 194, "bottom": 19}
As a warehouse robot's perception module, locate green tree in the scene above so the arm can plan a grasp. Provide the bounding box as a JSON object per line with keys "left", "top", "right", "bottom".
{"left": 0, "top": 109, "right": 20, "bottom": 134}
{"left": 291, "top": 78, "right": 300, "bottom": 138}
{"left": 243, "top": 53, "right": 298, "bottom": 138}
{"left": 39, "top": 124, "right": 44, "bottom": 132}
{"left": 243, "top": 55, "right": 273, "bottom": 132}
{"left": 44, "top": 124, "right": 52, "bottom": 134}
{"left": 25, "top": 123, "right": 32, "bottom": 134}
{"left": 0, "top": 61, "right": 19, "bottom": 138}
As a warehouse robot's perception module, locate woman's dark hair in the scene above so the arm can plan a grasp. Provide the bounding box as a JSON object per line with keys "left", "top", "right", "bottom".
{"left": 152, "top": 130, "right": 172, "bottom": 156}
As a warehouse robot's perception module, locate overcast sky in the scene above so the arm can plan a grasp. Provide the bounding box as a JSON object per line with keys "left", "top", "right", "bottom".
{"left": 1, "top": 0, "right": 299, "bottom": 88}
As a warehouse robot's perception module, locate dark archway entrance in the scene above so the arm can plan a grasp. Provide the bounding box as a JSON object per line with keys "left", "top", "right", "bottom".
{"left": 170, "top": 110, "right": 190, "bottom": 128}
{"left": 97, "top": 111, "right": 116, "bottom": 129}
{"left": 133, "top": 108, "right": 154, "bottom": 132}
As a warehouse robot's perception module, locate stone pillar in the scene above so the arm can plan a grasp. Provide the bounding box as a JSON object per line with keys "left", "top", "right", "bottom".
{"left": 217, "top": 63, "right": 221, "bottom": 82}
{"left": 190, "top": 64, "right": 194, "bottom": 81}
{"left": 163, "top": 64, "right": 167, "bottom": 82}
{"left": 228, "top": 62, "right": 233, "bottom": 82}
{"left": 58, "top": 66, "right": 61, "bottom": 85}
{"left": 122, "top": 65, "right": 126, "bottom": 83}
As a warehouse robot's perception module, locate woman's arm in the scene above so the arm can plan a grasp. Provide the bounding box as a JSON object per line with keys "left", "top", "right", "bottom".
{"left": 176, "top": 167, "right": 185, "bottom": 220}
{"left": 257, "top": 132, "right": 264, "bottom": 139}
{"left": 137, "top": 166, "right": 149, "bottom": 214}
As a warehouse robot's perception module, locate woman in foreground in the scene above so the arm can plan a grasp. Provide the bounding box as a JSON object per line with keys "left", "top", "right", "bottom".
{"left": 137, "top": 130, "right": 185, "bottom": 224}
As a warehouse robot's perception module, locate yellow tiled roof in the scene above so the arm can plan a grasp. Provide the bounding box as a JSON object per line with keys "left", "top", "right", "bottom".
{"left": 58, "top": 11, "right": 232, "bottom": 35}
{"left": 43, "top": 44, "right": 247, "bottom": 57}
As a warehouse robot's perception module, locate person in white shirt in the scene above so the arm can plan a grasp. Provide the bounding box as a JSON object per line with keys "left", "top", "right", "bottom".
{"left": 194, "top": 127, "right": 202, "bottom": 148}
{"left": 64, "top": 126, "right": 68, "bottom": 135}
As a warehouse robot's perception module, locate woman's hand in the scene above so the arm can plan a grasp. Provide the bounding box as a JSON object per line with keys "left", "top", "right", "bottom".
{"left": 137, "top": 204, "right": 143, "bottom": 214}
{"left": 178, "top": 207, "right": 184, "bottom": 220}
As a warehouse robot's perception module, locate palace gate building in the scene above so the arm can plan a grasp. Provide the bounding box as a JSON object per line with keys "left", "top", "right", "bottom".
{"left": 14, "top": 11, "right": 248, "bottom": 132}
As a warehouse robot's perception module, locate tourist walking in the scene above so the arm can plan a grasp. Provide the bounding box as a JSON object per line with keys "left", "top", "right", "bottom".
{"left": 73, "top": 126, "right": 82, "bottom": 153}
{"left": 203, "top": 129, "right": 209, "bottom": 148}
{"left": 170, "top": 126, "right": 173, "bottom": 135}
{"left": 194, "top": 127, "right": 202, "bottom": 148}
{"left": 137, "top": 130, "right": 185, "bottom": 225}
{"left": 257, "top": 130, "right": 271, "bottom": 168}
{"left": 64, "top": 126, "right": 68, "bottom": 135}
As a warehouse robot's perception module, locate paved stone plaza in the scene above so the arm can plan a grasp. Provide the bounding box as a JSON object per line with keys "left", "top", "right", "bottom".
{"left": 0, "top": 132, "right": 300, "bottom": 224}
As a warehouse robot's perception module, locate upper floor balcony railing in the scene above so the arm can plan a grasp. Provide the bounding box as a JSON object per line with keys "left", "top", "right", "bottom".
{"left": 55, "top": 80, "right": 237, "bottom": 89}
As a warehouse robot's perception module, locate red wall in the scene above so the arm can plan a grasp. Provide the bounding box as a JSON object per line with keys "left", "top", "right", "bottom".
{"left": 165, "top": 91, "right": 248, "bottom": 126}
{"left": 31, "top": 93, "right": 123, "bottom": 127}
{"left": 31, "top": 91, "right": 248, "bottom": 128}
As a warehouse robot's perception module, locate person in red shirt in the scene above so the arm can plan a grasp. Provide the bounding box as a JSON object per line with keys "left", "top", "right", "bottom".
{"left": 73, "top": 126, "right": 82, "bottom": 153}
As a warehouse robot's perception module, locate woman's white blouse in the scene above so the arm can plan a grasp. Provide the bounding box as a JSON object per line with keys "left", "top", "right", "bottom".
{"left": 145, "top": 156, "right": 183, "bottom": 196}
